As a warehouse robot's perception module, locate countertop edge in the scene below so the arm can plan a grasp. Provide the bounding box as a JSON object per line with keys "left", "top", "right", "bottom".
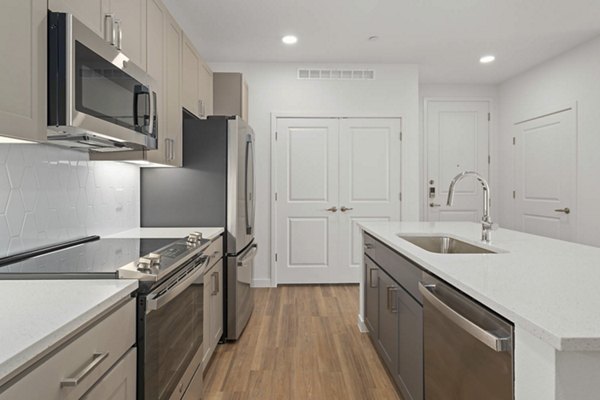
{"left": 105, "top": 227, "right": 225, "bottom": 241}
{"left": 0, "top": 280, "right": 138, "bottom": 388}
{"left": 359, "top": 223, "right": 591, "bottom": 352}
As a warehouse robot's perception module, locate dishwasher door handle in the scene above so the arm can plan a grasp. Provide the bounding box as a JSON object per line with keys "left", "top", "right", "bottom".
{"left": 418, "top": 283, "right": 511, "bottom": 352}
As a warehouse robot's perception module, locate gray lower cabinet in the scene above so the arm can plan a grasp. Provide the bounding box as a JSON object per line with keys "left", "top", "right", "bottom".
{"left": 377, "top": 269, "right": 399, "bottom": 374}
{"left": 364, "top": 233, "right": 424, "bottom": 400}
{"left": 397, "top": 286, "right": 423, "bottom": 400}
{"left": 364, "top": 257, "right": 379, "bottom": 337}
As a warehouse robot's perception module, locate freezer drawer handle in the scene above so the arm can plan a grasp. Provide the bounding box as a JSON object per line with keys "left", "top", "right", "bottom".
{"left": 237, "top": 244, "right": 258, "bottom": 267}
{"left": 418, "top": 283, "right": 511, "bottom": 352}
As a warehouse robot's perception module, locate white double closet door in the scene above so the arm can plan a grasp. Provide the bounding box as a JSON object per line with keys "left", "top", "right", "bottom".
{"left": 275, "top": 117, "right": 402, "bottom": 284}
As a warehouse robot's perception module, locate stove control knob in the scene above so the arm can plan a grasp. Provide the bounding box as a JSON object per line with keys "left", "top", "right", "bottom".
{"left": 137, "top": 253, "right": 161, "bottom": 271}
{"left": 187, "top": 232, "right": 202, "bottom": 245}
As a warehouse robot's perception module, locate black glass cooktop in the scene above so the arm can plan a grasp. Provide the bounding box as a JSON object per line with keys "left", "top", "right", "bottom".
{"left": 0, "top": 237, "right": 180, "bottom": 278}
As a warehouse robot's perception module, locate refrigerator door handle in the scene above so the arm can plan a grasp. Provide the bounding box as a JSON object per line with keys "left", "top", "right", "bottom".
{"left": 244, "top": 135, "right": 255, "bottom": 235}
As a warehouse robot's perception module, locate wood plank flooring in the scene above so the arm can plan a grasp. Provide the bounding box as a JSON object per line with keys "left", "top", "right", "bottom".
{"left": 203, "top": 285, "right": 402, "bottom": 400}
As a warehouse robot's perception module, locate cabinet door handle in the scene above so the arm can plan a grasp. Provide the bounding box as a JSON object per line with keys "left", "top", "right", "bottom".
{"left": 114, "top": 20, "right": 122, "bottom": 50}
{"left": 340, "top": 206, "right": 353, "bottom": 212}
{"left": 60, "top": 352, "right": 109, "bottom": 387}
{"left": 369, "top": 268, "right": 378, "bottom": 288}
{"left": 215, "top": 271, "right": 219, "bottom": 295}
{"left": 104, "top": 14, "right": 115, "bottom": 45}
{"left": 387, "top": 287, "right": 398, "bottom": 313}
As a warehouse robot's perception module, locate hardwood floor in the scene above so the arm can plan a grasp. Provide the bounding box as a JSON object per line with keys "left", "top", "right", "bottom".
{"left": 203, "top": 285, "right": 402, "bottom": 400}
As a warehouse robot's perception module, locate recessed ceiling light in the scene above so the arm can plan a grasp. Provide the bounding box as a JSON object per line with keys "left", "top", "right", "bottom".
{"left": 480, "top": 55, "right": 496, "bottom": 64}
{"left": 282, "top": 35, "right": 298, "bottom": 45}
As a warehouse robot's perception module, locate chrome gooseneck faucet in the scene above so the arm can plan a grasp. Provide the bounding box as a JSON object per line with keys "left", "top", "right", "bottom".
{"left": 446, "top": 171, "right": 497, "bottom": 243}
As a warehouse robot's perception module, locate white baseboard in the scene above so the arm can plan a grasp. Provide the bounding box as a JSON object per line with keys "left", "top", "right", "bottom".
{"left": 357, "top": 314, "right": 368, "bottom": 333}
{"left": 252, "top": 278, "right": 274, "bottom": 288}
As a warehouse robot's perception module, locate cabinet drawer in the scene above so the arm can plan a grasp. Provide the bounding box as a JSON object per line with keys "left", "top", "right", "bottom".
{"left": 205, "top": 236, "right": 223, "bottom": 268}
{"left": 81, "top": 348, "right": 136, "bottom": 400}
{"left": 364, "top": 233, "right": 423, "bottom": 303}
{"left": 0, "top": 299, "right": 136, "bottom": 400}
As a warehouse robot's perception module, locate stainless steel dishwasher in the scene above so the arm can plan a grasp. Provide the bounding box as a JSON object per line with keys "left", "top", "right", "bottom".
{"left": 419, "top": 279, "right": 513, "bottom": 400}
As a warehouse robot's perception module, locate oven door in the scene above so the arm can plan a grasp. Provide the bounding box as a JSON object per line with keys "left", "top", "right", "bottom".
{"left": 47, "top": 12, "right": 158, "bottom": 150}
{"left": 143, "top": 256, "right": 209, "bottom": 400}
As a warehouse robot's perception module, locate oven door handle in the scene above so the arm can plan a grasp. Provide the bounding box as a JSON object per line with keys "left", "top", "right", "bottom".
{"left": 146, "top": 256, "right": 209, "bottom": 312}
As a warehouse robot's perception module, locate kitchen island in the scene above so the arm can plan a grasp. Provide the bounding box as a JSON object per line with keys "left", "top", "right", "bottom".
{"left": 359, "top": 221, "right": 600, "bottom": 400}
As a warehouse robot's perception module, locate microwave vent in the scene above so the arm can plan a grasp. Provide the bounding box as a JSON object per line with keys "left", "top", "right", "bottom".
{"left": 297, "top": 68, "right": 375, "bottom": 81}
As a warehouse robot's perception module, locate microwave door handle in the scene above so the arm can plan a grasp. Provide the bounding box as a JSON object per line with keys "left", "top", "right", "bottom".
{"left": 133, "top": 85, "right": 142, "bottom": 128}
{"left": 146, "top": 256, "right": 209, "bottom": 312}
{"left": 148, "top": 86, "right": 155, "bottom": 135}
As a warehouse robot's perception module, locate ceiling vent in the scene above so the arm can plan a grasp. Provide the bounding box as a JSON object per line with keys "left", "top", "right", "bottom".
{"left": 297, "top": 68, "right": 375, "bottom": 80}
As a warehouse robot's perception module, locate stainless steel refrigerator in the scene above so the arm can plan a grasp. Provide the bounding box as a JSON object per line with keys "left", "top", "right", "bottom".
{"left": 141, "top": 113, "right": 256, "bottom": 340}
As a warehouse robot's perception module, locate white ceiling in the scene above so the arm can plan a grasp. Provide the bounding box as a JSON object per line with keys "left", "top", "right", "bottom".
{"left": 163, "top": 0, "right": 600, "bottom": 84}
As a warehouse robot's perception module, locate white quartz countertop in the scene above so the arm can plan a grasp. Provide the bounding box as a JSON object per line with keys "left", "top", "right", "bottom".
{"left": 105, "top": 227, "right": 224, "bottom": 241}
{"left": 0, "top": 280, "right": 138, "bottom": 387}
{"left": 359, "top": 221, "right": 600, "bottom": 351}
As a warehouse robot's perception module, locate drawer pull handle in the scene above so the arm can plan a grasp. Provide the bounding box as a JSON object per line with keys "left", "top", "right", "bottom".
{"left": 369, "top": 268, "right": 378, "bottom": 288}
{"left": 60, "top": 352, "right": 109, "bottom": 387}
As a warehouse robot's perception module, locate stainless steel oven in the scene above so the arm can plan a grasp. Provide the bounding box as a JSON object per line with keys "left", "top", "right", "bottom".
{"left": 47, "top": 11, "right": 158, "bottom": 152}
{"left": 139, "top": 254, "right": 209, "bottom": 400}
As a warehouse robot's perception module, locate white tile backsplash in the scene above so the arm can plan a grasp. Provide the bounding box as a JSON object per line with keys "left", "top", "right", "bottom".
{"left": 0, "top": 143, "right": 140, "bottom": 256}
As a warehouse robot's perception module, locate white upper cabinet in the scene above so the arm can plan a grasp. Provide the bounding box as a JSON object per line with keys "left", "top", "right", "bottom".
{"left": 48, "top": 0, "right": 110, "bottom": 38}
{"left": 0, "top": 0, "right": 47, "bottom": 142}
{"left": 49, "top": 0, "right": 147, "bottom": 70}
{"left": 182, "top": 33, "right": 213, "bottom": 119}
{"left": 109, "top": 0, "right": 147, "bottom": 70}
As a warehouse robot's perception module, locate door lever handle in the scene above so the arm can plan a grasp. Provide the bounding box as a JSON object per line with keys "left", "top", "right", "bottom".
{"left": 326, "top": 206, "right": 338, "bottom": 212}
{"left": 554, "top": 207, "right": 571, "bottom": 214}
{"left": 429, "top": 203, "right": 441, "bottom": 208}
{"left": 340, "top": 206, "right": 353, "bottom": 212}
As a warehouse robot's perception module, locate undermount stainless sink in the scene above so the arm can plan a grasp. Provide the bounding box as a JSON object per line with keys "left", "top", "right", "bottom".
{"left": 398, "top": 235, "right": 498, "bottom": 254}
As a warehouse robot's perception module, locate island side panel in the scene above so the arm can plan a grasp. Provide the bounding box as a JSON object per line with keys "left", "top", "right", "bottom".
{"left": 555, "top": 349, "right": 600, "bottom": 400}
{"left": 514, "top": 326, "right": 556, "bottom": 400}
{"left": 358, "top": 230, "right": 367, "bottom": 332}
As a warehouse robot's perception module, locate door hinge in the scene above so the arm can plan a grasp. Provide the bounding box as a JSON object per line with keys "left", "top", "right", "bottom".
{"left": 399, "top": 131, "right": 403, "bottom": 141}
{"left": 513, "top": 137, "right": 516, "bottom": 145}
{"left": 512, "top": 190, "right": 516, "bottom": 199}
{"left": 274, "top": 192, "right": 278, "bottom": 201}
{"left": 488, "top": 112, "right": 491, "bottom": 121}
{"left": 275, "top": 131, "right": 278, "bottom": 140}
{"left": 488, "top": 155, "right": 491, "bottom": 164}
{"left": 399, "top": 192, "right": 402, "bottom": 201}
{"left": 275, "top": 253, "right": 278, "bottom": 262}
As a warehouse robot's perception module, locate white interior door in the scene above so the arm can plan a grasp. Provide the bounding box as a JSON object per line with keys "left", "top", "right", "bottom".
{"left": 514, "top": 109, "right": 576, "bottom": 241}
{"left": 275, "top": 117, "right": 402, "bottom": 284}
{"left": 425, "top": 101, "right": 490, "bottom": 222}
{"left": 276, "top": 118, "right": 340, "bottom": 284}
{"left": 339, "top": 118, "right": 402, "bottom": 281}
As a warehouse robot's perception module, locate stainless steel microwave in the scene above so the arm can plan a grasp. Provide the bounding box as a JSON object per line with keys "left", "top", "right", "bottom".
{"left": 47, "top": 11, "right": 158, "bottom": 152}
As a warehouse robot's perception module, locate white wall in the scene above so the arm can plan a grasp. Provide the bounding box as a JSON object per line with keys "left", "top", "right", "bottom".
{"left": 419, "top": 84, "right": 499, "bottom": 221}
{"left": 210, "top": 62, "right": 420, "bottom": 286}
{"left": 498, "top": 36, "right": 600, "bottom": 247}
{"left": 0, "top": 143, "right": 140, "bottom": 256}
